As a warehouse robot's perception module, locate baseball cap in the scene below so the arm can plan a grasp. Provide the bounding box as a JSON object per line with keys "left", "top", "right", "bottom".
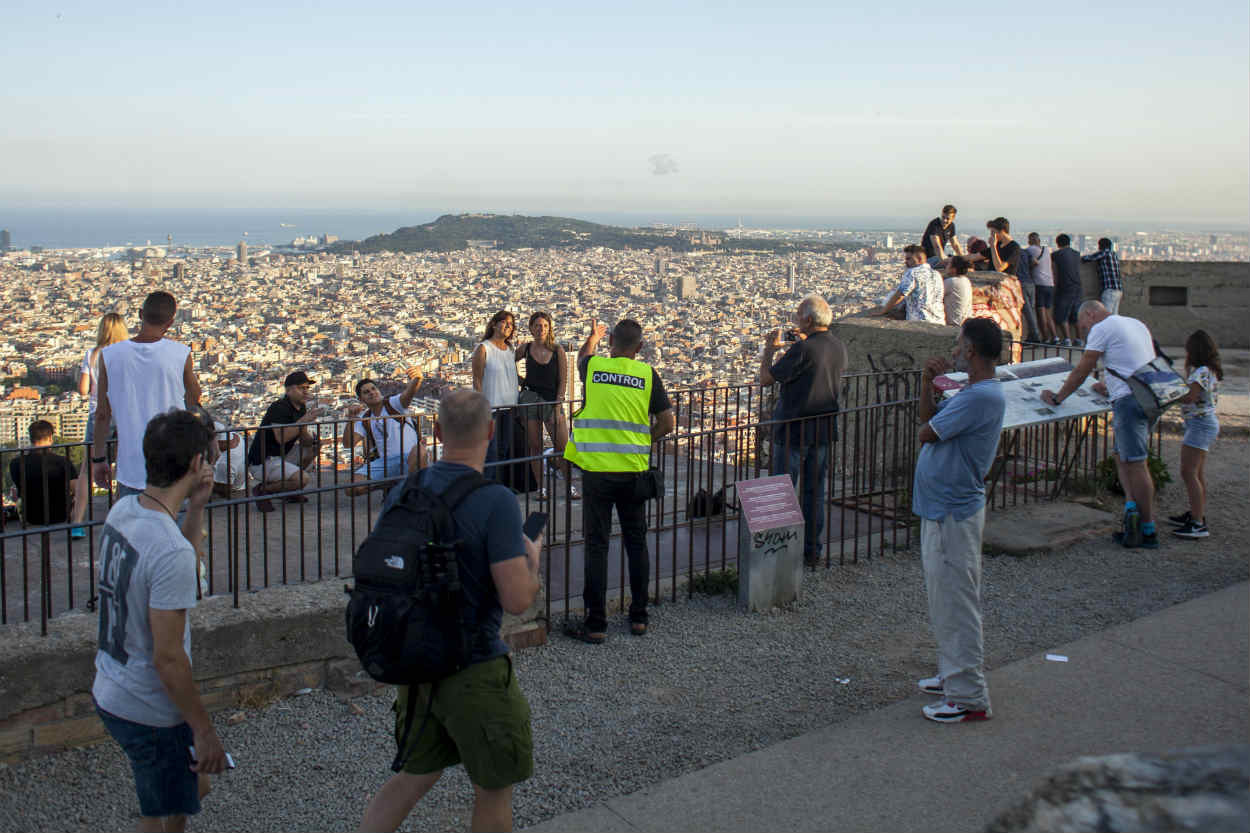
{"left": 284, "top": 371, "right": 315, "bottom": 387}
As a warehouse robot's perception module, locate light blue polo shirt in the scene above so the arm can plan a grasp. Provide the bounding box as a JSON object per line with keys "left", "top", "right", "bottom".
{"left": 912, "top": 380, "right": 1006, "bottom": 521}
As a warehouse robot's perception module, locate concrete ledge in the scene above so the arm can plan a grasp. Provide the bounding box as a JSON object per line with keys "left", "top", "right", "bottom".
{"left": 983, "top": 501, "right": 1118, "bottom": 556}
{"left": 0, "top": 577, "right": 545, "bottom": 762}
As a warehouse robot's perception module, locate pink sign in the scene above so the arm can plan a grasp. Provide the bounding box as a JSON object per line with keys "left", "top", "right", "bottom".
{"left": 736, "top": 475, "right": 804, "bottom": 531}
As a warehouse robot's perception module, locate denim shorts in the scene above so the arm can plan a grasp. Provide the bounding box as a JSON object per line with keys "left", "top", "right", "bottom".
{"left": 353, "top": 452, "right": 409, "bottom": 480}
{"left": 1183, "top": 413, "right": 1220, "bottom": 451}
{"left": 96, "top": 704, "right": 200, "bottom": 818}
{"left": 1112, "top": 396, "right": 1153, "bottom": 463}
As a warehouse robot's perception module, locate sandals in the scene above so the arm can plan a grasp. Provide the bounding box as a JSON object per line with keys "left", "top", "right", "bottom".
{"left": 563, "top": 622, "right": 607, "bottom": 644}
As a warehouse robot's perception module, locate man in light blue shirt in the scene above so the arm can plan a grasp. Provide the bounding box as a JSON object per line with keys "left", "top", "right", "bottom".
{"left": 913, "top": 318, "right": 1006, "bottom": 723}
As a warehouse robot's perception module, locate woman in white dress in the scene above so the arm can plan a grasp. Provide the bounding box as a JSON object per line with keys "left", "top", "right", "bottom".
{"left": 71, "top": 312, "right": 128, "bottom": 537}
{"left": 471, "top": 310, "right": 519, "bottom": 479}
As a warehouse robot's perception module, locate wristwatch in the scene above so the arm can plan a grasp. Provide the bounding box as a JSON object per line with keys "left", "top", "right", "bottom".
{"left": 91, "top": 456, "right": 107, "bottom": 463}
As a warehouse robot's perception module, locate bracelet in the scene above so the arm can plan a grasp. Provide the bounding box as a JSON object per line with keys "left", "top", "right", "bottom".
{"left": 91, "top": 456, "right": 107, "bottom": 463}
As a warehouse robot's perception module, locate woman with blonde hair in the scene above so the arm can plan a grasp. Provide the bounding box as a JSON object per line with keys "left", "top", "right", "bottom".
{"left": 70, "top": 312, "right": 128, "bottom": 537}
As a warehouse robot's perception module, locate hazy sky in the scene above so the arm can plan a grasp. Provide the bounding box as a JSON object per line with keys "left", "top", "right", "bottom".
{"left": 3, "top": 0, "right": 1248, "bottom": 226}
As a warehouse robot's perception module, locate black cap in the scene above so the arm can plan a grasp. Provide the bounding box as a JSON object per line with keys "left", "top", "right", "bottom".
{"left": 284, "top": 371, "right": 314, "bottom": 387}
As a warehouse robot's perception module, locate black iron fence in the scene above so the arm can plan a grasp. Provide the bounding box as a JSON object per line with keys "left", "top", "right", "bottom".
{"left": 1, "top": 361, "right": 1160, "bottom": 634}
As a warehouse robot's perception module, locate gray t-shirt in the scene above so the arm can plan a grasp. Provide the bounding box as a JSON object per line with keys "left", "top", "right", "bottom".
{"left": 913, "top": 380, "right": 1006, "bottom": 521}
{"left": 92, "top": 496, "right": 197, "bottom": 727}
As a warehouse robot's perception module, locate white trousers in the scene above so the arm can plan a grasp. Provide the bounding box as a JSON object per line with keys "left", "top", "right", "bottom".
{"left": 921, "top": 508, "right": 990, "bottom": 711}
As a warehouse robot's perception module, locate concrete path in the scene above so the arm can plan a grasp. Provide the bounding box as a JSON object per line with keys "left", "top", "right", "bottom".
{"left": 524, "top": 582, "right": 1249, "bottom": 833}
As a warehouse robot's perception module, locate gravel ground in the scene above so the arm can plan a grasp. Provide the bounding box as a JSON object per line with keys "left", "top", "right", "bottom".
{"left": 2, "top": 434, "right": 1246, "bottom": 832}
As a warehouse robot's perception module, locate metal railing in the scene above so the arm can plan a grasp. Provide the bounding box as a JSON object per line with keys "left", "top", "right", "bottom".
{"left": 1, "top": 362, "right": 1159, "bottom": 634}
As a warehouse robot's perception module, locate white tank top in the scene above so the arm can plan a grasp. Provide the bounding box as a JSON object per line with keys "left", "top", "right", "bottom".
{"left": 480, "top": 341, "right": 518, "bottom": 408}
{"left": 102, "top": 339, "right": 191, "bottom": 490}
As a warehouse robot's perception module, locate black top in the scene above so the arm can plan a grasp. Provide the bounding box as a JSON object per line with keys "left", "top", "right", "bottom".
{"left": 994, "top": 240, "right": 1023, "bottom": 277}
{"left": 246, "top": 395, "right": 306, "bottom": 465}
{"left": 577, "top": 355, "right": 672, "bottom": 414}
{"left": 521, "top": 344, "right": 560, "bottom": 401}
{"left": 769, "top": 329, "right": 849, "bottom": 445}
{"left": 1051, "top": 247, "right": 1082, "bottom": 293}
{"left": 921, "top": 217, "right": 955, "bottom": 259}
{"left": 9, "top": 451, "right": 77, "bottom": 526}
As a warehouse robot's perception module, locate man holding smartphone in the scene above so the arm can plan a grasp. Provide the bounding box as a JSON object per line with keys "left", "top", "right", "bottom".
{"left": 358, "top": 390, "right": 541, "bottom": 833}
{"left": 93, "top": 410, "right": 228, "bottom": 831}
{"left": 245, "top": 371, "right": 325, "bottom": 512}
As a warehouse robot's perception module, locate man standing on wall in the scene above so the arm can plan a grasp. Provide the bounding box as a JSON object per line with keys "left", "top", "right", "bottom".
{"left": 1082, "top": 237, "right": 1123, "bottom": 315}
{"left": 92, "top": 291, "right": 201, "bottom": 498}
{"left": 913, "top": 318, "right": 1007, "bottom": 723}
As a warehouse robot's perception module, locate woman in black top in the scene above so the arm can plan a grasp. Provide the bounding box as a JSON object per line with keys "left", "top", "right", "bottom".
{"left": 515, "top": 311, "right": 577, "bottom": 498}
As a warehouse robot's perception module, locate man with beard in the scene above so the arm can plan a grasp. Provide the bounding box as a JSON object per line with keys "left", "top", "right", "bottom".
{"left": 912, "top": 318, "right": 1006, "bottom": 723}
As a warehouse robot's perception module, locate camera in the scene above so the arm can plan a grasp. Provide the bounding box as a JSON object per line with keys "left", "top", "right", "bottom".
{"left": 784, "top": 329, "right": 798, "bottom": 342}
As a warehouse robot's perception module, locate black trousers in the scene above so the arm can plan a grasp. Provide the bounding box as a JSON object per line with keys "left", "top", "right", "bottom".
{"left": 581, "top": 470, "right": 649, "bottom": 630}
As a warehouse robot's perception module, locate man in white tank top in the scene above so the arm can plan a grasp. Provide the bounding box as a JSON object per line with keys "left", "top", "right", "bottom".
{"left": 92, "top": 292, "right": 202, "bottom": 496}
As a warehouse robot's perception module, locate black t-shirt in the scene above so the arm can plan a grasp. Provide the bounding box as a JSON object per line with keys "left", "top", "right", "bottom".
{"left": 247, "top": 395, "right": 306, "bottom": 465}
{"left": 921, "top": 217, "right": 955, "bottom": 259}
{"left": 577, "top": 355, "right": 671, "bottom": 415}
{"left": 1051, "top": 247, "right": 1082, "bottom": 294}
{"left": 769, "top": 329, "right": 849, "bottom": 444}
{"left": 994, "top": 239, "right": 1023, "bottom": 277}
{"left": 9, "top": 451, "right": 77, "bottom": 526}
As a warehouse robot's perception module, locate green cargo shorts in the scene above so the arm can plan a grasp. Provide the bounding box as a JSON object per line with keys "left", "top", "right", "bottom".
{"left": 393, "top": 655, "right": 533, "bottom": 789}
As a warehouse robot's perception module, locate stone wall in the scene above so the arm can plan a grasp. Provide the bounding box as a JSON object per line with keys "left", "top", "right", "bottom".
{"left": 0, "top": 581, "right": 545, "bottom": 763}
{"left": 1081, "top": 261, "right": 1248, "bottom": 348}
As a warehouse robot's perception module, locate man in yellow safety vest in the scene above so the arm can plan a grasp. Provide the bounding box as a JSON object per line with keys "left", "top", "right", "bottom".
{"left": 563, "top": 318, "right": 675, "bottom": 643}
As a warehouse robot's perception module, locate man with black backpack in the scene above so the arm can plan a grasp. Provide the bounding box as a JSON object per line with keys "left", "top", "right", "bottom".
{"left": 353, "top": 390, "right": 541, "bottom": 833}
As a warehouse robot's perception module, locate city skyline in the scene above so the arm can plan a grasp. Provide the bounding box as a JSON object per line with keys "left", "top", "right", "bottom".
{"left": 2, "top": 1, "right": 1247, "bottom": 227}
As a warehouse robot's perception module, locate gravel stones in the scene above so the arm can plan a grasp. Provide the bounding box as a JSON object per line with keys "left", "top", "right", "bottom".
{"left": 2, "top": 437, "right": 1246, "bottom": 832}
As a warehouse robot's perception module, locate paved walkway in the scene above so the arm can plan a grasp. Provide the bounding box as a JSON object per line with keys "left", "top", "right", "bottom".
{"left": 525, "top": 582, "right": 1249, "bottom": 833}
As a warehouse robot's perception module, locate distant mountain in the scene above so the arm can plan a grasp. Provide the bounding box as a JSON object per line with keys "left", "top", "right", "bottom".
{"left": 332, "top": 213, "right": 858, "bottom": 254}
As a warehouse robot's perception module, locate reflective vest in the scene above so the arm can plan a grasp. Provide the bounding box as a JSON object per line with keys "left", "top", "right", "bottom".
{"left": 563, "top": 355, "right": 653, "bottom": 473}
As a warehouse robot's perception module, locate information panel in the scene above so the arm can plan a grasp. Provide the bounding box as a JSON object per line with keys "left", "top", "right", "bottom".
{"left": 935, "top": 357, "right": 1112, "bottom": 430}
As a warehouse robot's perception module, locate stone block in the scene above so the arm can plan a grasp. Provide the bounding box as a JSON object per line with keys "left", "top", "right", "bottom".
{"left": 503, "top": 621, "right": 548, "bottom": 651}
{"left": 0, "top": 703, "right": 63, "bottom": 732}
{"left": 270, "top": 661, "right": 326, "bottom": 695}
{"left": 201, "top": 667, "right": 274, "bottom": 690}
{"left": 32, "top": 715, "right": 108, "bottom": 750}
{"left": 0, "top": 726, "right": 32, "bottom": 762}
{"left": 63, "top": 692, "right": 96, "bottom": 718}
{"left": 197, "top": 686, "right": 243, "bottom": 712}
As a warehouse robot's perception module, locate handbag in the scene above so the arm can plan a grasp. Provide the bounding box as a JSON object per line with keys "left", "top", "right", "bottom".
{"left": 1105, "top": 356, "right": 1189, "bottom": 423}
{"left": 635, "top": 466, "right": 664, "bottom": 501}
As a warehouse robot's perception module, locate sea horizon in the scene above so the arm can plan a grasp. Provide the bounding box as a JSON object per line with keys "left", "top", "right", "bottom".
{"left": 1, "top": 206, "right": 1245, "bottom": 251}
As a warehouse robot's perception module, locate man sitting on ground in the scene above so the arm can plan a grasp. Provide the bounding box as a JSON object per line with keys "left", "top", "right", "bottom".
{"left": 341, "top": 367, "right": 428, "bottom": 496}
{"left": 245, "top": 371, "right": 325, "bottom": 512}
{"left": 357, "top": 390, "right": 541, "bottom": 833}
{"left": 9, "top": 420, "right": 76, "bottom": 527}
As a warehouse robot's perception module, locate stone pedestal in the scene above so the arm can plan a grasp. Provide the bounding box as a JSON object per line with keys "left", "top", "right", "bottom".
{"left": 736, "top": 475, "right": 805, "bottom": 611}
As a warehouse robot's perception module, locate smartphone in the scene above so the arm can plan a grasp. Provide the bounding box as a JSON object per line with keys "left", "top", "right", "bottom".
{"left": 189, "top": 746, "right": 237, "bottom": 770}
{"left": 522, "top": 511, "right": 548, "bottom": 542}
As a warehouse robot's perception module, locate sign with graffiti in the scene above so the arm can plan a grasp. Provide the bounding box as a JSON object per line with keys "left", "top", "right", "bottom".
{"left": 736, "top": 474, "right": 805, "bottom": 611}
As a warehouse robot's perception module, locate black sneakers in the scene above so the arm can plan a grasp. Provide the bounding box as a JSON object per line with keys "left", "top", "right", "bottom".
{"left": 1173, "top": 519, "right": 1210, "bottom": 539}
{"left": 1167, "top": 510, "right": 1193, "bottom": 527}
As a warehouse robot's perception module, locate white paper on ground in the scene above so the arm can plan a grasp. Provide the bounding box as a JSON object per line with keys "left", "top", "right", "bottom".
{"left": 1045, "top": 654, "right": 1069, "bottom": 662}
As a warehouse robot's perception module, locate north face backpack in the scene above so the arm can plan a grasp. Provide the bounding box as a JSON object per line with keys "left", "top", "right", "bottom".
{"left": 345, "top": 470, "right": 489, "bottom": 686}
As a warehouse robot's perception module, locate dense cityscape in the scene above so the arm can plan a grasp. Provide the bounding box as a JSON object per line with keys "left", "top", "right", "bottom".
{"left": 0, "top": 220, "right": 1246, "bottom": 451}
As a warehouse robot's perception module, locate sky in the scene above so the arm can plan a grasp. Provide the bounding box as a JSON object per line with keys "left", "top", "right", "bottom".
{"left": 2, "top": 0, "right": 1248, "bottom": 228}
